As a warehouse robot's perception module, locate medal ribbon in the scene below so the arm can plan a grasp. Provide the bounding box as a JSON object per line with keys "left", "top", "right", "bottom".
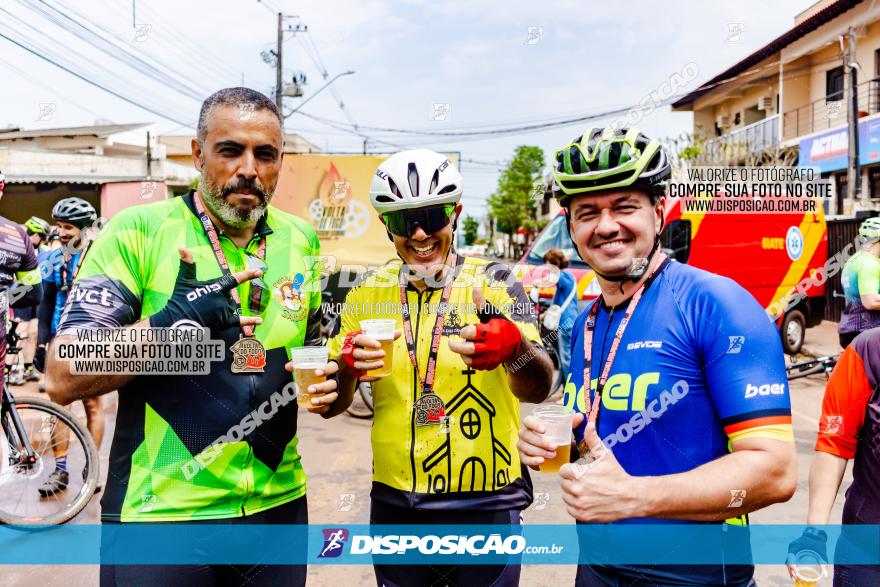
{"left": 193, "top": 192, "right": 266, "bottom": 337}
{"left": 398, "top": 255, "right": 458, "bottom": 396}
{"left": 582, "top": 256, "right": 669, "bottom": 429}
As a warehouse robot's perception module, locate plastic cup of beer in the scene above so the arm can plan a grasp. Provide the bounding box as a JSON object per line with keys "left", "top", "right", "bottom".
{"left": 360, "top": 319, "right": 395, "bottom": 378}
{"left": 792, "top": 550, "right": 827, "bottom": 587}
{"left": 533, "top": 405, "right": 573, "bottom": 473}
{"left": 290, "top": 346, "right": 329, "bottom": 408}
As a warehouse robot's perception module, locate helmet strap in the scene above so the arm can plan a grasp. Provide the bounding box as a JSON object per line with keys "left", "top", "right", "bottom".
{"left": 568, "top": 206, "right": 665, "bottom": 284}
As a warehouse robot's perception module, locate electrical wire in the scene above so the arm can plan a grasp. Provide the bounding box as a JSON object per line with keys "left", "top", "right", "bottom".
{"left": 0, "top": 3, "right": 195, "bottom": 122}
{"left": 93, "top": 0, "right": 242, "bottom": 87}
{"left": 0, "top": 27, "right": 191, "bottom": 125}
{"left": 23, "top": 0, "right": 207, "bottom": 102}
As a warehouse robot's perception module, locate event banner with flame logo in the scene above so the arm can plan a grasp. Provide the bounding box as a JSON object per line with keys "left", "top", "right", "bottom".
{"left": 273, "top": 154, "right": 459, "bottom": 268}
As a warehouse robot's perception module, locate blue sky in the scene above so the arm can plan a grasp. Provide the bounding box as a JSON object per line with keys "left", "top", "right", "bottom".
{"left": 1, "top": 0, "right": 815, "bottom": 215}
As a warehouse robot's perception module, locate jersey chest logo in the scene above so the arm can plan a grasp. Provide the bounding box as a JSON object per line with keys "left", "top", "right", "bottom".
{"left": 273, "top": 274, "right": 308, "bottom": 321}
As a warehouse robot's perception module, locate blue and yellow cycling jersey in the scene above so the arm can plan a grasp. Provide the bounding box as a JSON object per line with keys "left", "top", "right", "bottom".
{"left": 565, "top": 260, "right": 793, "bottom": 584}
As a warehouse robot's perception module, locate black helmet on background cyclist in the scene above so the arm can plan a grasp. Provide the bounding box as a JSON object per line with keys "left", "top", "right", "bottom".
{"left": 52, "top": 197, "right": 97, "bottom": 229}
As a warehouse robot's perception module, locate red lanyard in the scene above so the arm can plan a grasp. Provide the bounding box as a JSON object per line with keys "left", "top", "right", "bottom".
{"left": 398, "top": 255, "right": 458, "bottom": 397}
{"left": 193, "top": 192, "right": 266, "bottom": 337}
{"left": 582, "top": 256, "right": 668, "bottom": 428}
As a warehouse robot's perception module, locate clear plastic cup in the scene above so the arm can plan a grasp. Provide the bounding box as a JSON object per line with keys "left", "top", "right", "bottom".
{"left": 532, "top": 405, "right": 573, "bottom": 473}
{"left": 360, "top": 319, "right": 396, "bottom": 378}
{"left": 792, "top": 550, "right": 827, "bottom": 586}
{"left": 290, "top": 346, "right": 329, "bottom": 408}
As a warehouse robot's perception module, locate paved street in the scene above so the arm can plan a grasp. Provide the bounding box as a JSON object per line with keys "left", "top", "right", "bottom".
{"left": 0, "top": 321, "right": 849, "bottom": 586}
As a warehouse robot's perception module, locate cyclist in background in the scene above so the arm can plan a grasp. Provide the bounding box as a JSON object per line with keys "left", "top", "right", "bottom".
{"left": 838, "top": 217, "right": 880, "bottom": 348}
{"left": 541, "top": 247, "right": 578, "bottom": 378}
{"left": 35, "top": 197, "right": 104, "bottom": 496}
{"left": 517, "top": 127, "right": 797, "bottom": 586}
{"left": 329, "top": 149, "right": 553, "bottom": 587}
{"left": 787, "top": 328, "right": 880, "bottom": 586}
{"left": 0, "top": 170, "right": 43, "bottom": 388}
{"left": 7, "top": 216, "right": 51, "bottom": 385}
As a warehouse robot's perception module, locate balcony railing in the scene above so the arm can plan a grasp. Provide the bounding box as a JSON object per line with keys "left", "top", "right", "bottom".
{"left": 782, "top": 77, "right": 880, "bottom": 139}
{"left": 701, "top": 114, "right": 779, "bottom": 165}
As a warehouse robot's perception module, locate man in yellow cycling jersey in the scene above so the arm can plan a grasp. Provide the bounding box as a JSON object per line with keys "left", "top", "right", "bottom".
{"left": 328, "top": 149, "right": 553, "bottom": 587}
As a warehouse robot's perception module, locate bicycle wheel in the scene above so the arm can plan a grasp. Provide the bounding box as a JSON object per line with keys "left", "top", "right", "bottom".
{"left": 345, "top": 381, "right": 374, "bottom": 419}
{"left": 786, "top": 361, "right": 825, "bottom": 381}
{"left": 0, "top": 396, "right": 99, "bottom": 525}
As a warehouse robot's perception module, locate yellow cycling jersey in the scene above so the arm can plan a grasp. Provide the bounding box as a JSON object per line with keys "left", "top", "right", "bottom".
{"left": 329, "top": 255, "right": 542, "bottom": 509}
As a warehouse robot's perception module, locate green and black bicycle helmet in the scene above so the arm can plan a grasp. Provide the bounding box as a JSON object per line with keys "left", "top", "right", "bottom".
{"left": 552, "top": 126, "right": 671, "bottom": 208}
{"left": 552, "top": 126, "right": 671, "bottom": 282}
{"left": 859, "top": 217, "right": 880, "bottom": 239}
{"left": 24, "top": 216, "right": 50, "bottom": 236}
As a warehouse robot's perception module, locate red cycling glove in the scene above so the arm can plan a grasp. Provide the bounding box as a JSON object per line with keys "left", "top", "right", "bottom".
{"left": 470, "top": 301, "right": 523, "bottom": 371}
{"left": 340, "top": 330, "right": 366, "bottom": 379}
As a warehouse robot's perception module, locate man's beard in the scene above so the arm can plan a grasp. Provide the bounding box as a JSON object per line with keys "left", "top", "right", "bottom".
{"left": 199, "top": 176, "right": 273, "bottom": 229}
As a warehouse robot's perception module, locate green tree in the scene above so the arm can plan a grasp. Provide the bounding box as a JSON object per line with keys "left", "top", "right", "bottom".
{"left": 488, "top": 145, "right": 545, "bottom": 240}
{"left": 462, "top": 215, "right": 479, "bottom": 246}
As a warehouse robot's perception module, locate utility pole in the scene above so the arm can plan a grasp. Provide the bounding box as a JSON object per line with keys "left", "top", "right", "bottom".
{"left": 845, "top": 27, "right": 861, "bottom": 205}
{"left": 275, "top": 12, "right": 283, "bottom": 111}
{"left": 145, "top": 130, "right": 152, "bottom": 179}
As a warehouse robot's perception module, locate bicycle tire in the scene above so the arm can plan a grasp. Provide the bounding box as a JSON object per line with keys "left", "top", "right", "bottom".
{"left": 0, "top": 396, "right": 99, "bottom": 525}
{"left": 786, "top": 362, "right": 825, "bottom": 381}
{"left": 345, "top": 382, "right": 374, "bottom": 419}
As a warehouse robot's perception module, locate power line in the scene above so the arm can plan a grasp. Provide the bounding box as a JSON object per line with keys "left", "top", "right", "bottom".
{"left": 296, "top": 111, "right": 507, "bottom": 170}
{"left": 93, "top": 0, "right": 241, "bottom": 87}
{"left": 0, "top": 55, "right": 106, "bottom": 120}
{"left": 298, "top": 31, "right": 358, "bottom": 129}
{"left": 0, "top": 3, "right": 195, "bottom": 123}
{"left": 24, "top": 0, "right": 207, "bottom": 102}
{"left": 0, "top": 28, "right": 190, "bottom": 126}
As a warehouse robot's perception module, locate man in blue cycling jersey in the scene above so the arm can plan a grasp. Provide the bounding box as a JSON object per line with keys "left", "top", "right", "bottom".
{"left": 517, "top": 127, "right": 797, "bottom": 586}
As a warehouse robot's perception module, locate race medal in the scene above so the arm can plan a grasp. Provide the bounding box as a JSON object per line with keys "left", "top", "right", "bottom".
{"left": 399, "top": 255, "right": 459, "bottom": 429}
{"left": 192, "top": 192, "right": 269, "bottom": 375}
{"left": 414, "top": 392, "right": 446, "bottom": 427}
{"left": 230, "top": 335, "right": 267, "bottom": 373}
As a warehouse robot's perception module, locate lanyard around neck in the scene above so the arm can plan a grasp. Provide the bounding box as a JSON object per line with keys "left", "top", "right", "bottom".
{"left": 398, "top": 256, "right": 458, "bottom": 396}
{"left": 193, "top": 192, "right": 266, "bottom": 336}
{"left": 582, "top": 256, "right": 668, "bottom": 428}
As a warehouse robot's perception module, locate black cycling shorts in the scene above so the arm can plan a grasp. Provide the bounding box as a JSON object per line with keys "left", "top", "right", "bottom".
{"left": 100, "top": 495, "right": 308, "bottom": 587}
{"left": 369, "top": 499, "right": 522, "bottom": 587}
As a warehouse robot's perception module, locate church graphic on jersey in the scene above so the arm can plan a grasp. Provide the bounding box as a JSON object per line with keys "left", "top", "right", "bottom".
{"left": 420, "top": 368, "right": 514, "bottom": 493}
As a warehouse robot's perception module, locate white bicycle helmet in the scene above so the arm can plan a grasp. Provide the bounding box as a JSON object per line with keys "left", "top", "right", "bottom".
{"left": 370, "top": 149, "right": 462, "bottom": 214}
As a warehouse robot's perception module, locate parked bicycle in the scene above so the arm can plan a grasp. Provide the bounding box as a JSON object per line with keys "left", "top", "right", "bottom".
{"left": 786, "top": 354, "right": 838, "bottom": 381}
{"left": 0, "top": 322, "right": 98, "bottom": 524}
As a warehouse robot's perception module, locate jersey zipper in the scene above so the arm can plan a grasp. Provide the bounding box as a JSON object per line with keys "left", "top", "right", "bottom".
{"left": 594, "top": 307, "right": 614, "bottom": 401}
{"left": 232, "top": 243, "right": 256, "bottom": 515}
{"left": 241, "top": 373, "right": 256, "bottom": 514}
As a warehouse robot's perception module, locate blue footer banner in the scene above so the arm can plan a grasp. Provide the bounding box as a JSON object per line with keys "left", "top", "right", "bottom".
{"left": 0, "top": 524, "right": 877, "bottom": 565}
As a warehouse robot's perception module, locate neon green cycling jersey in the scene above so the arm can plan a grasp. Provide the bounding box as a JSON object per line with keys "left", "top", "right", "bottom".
{"left": 57, "top": 192, "right": 322, "bottom": 522}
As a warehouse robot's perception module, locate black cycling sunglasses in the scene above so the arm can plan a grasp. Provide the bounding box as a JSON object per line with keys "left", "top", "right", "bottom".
{"left": 382, "top": 204, "right": 456, "bottom": 238}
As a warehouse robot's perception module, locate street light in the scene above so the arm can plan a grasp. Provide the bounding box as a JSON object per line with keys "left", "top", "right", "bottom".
{"left": 284, "top": 70, "right": 355, "bottom": 118}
